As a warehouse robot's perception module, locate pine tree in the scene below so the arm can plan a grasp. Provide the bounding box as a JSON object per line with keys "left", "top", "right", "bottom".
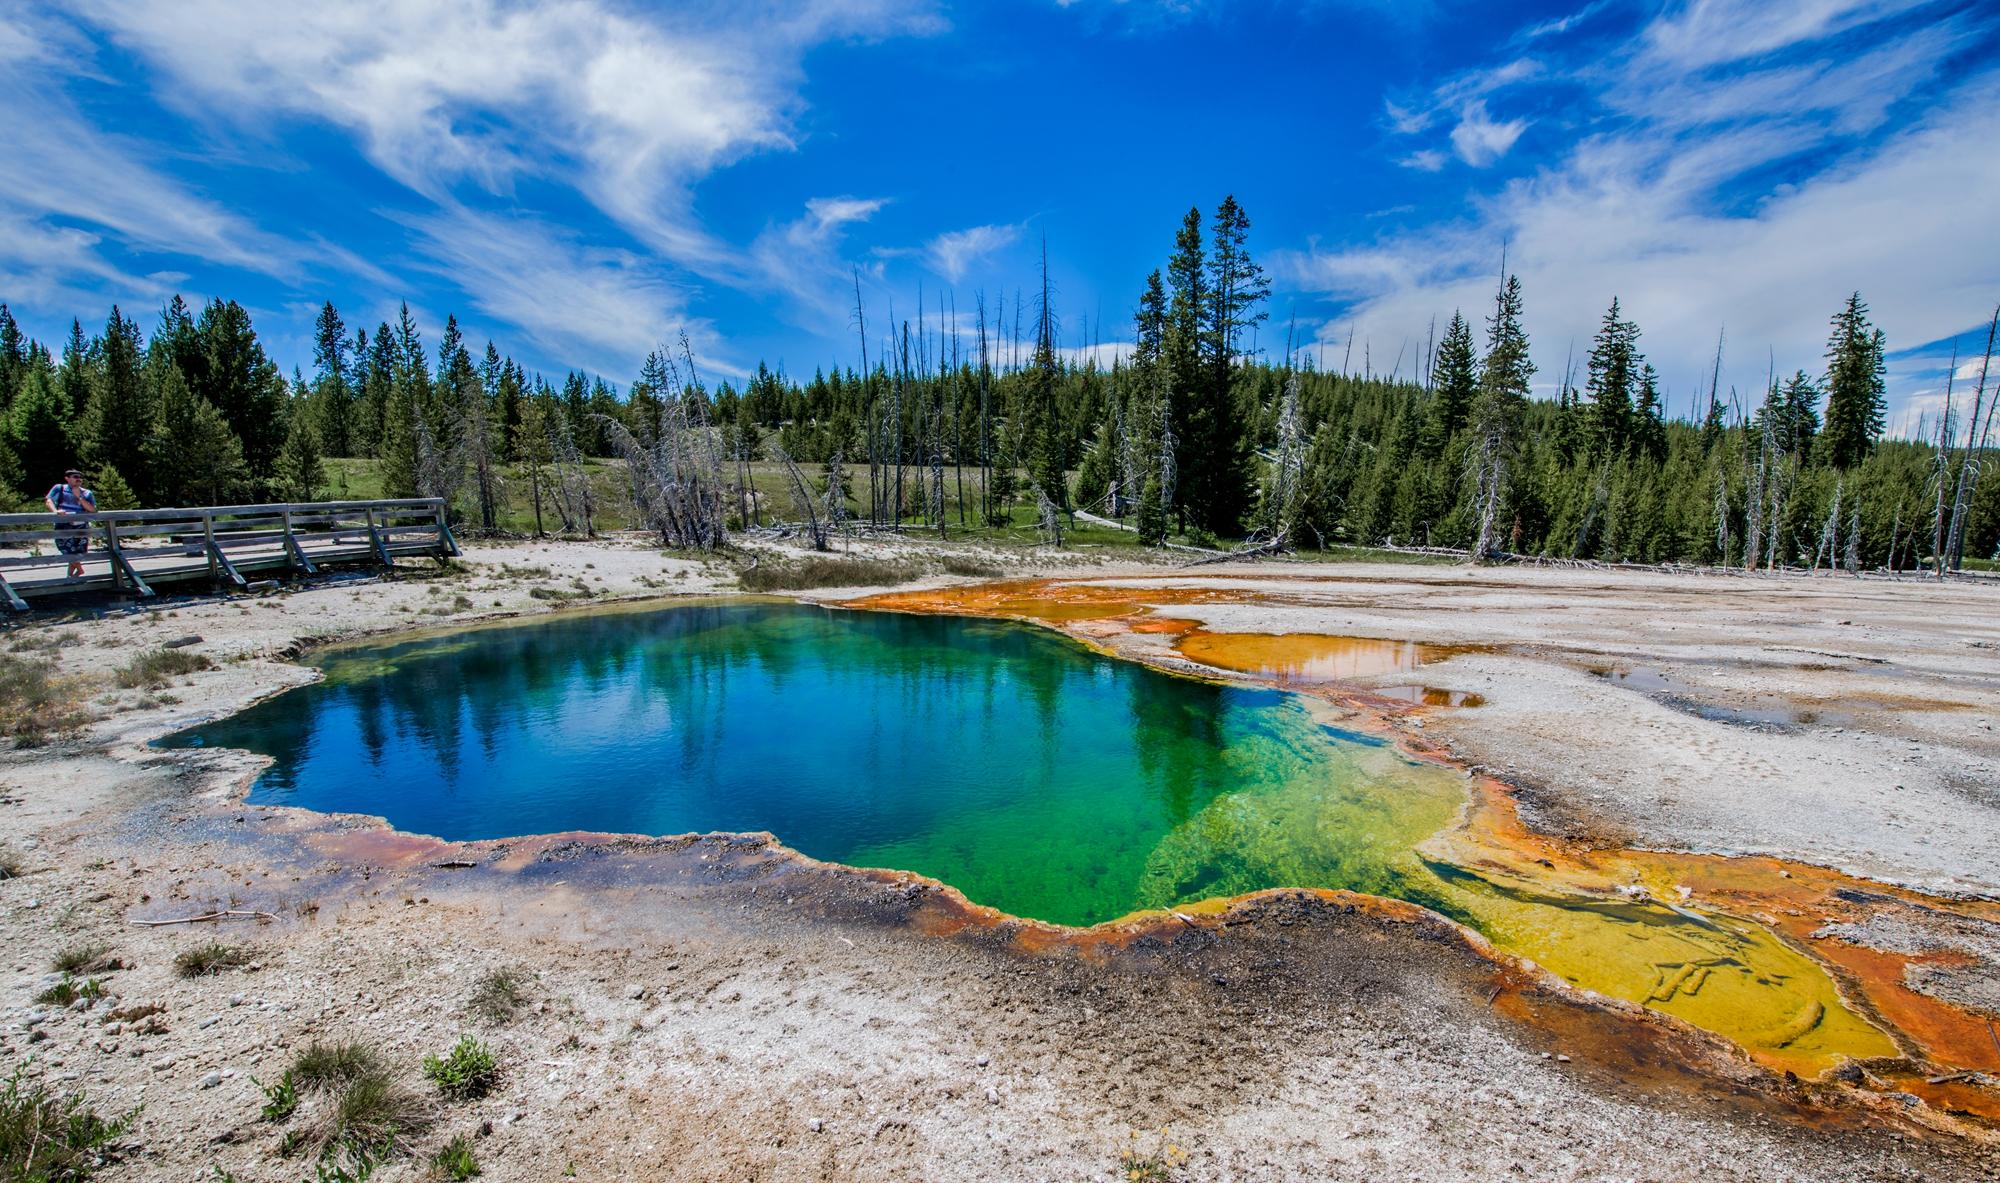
{"left": 1470, "top": 275, "right": 1533, "bottom": 558}
{"left": 277, "top": 406, "right": 326, "bottom": 503}
{"left": 311, "top": 301, "right": 354, "bottom": 457}
{"left": 1022, "top": 243, "right": 1068, "bottom": 507}
{"left": 8, "top": 358, "right": 73, "bottom": 484}
{"left": 194, "top": 299, "right": 285, "bottom": 479}
{"left": 1821, "top": 292, "right": 1886, "bottom": 469}
{"left": 0, "top": 305, "right": 25, "bottom": 413}
{"left": 1164, "top": 207, "right": 1204, "bottom": 530}
{"left": 146, "top": 360, "right": 247, "bottom": 506}
{"left": 1584, "top": 297, "right": 1639, "bottom": 456}
{"left": 378, "top": 305, "right": 427, "bottom": 498}
{"left": 89, "top": 464, "right": 139, "bottom": 511}
{"left": 80, "top": 307, "right": 154, "bottom": 498}
{"left": 1184, "top": 194, "right": 1266, "bottom": 535}
{"left": 1631, "top": 363, "right": 1666, "bottom": 463}
{"left": 1422, "top": 311, "right": 1476, "bottom": 450}
{"left": 58, "top": 320, "right": 91, "bottom": 425}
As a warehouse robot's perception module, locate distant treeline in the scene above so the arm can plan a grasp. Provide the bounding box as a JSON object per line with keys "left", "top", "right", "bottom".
{"left": 2, "top": 195, "right": 1995, "bottom": 567}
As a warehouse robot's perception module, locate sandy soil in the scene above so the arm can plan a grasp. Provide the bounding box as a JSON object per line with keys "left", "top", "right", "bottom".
{"left": 1, "top": 538, "right": 1996, "bottom": 1181}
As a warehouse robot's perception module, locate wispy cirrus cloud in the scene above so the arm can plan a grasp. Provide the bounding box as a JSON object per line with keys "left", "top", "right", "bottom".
{"left": 922, "top": 224, "right": 1023, "bottom": 284}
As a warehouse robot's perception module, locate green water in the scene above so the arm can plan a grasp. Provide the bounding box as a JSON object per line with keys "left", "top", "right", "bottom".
{"left": 157, "top": 599, "right": 1902, "bottom": 1069}
{"left": 161, "top": 601, "right": 1467, "bottom": 927}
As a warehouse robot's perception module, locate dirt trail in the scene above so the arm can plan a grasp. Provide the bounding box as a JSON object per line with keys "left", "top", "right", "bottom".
{"left": 0, "top": 541, "right": 1995, "bottom": 1181}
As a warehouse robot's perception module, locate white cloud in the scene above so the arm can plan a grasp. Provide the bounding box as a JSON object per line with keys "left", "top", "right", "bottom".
{"left": 72, "top": 0, "right": 936, "bottom": 276}
{"left": 1642, "top": 0, "right": 1932, "bottom": 70}
{"left": 1399, "top": 150, "right": 1448, "bottom": 172}
{"left": 922, "top": 224, "right": 1022, "bottom": 284}
{"left": 1282, "top": 76, "right": 2000, "bottom": 421}
{"left": 1281, "top": 1, "right": 2000, "bottom": 424}
{"left": 1448, "top": 100, "right": 1528, "bottom": 167}
{"left": 393, "top": 204, "right": 709, "bottom": 380}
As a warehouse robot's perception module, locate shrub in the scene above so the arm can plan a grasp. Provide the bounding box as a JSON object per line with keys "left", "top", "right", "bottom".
{"left": 174, "top": 943, "right": 250, "bottom": 978}
{"left": 0, "top": 847, "right": 21, "bottom": 880}
{"left": 114, "top": 648, "right": 213, "bottom": 690}
{"left": 421, "top": 1038, "right": 497, "bottom": 1101}
{"left": 0, "top": 1067, "right": 137, "bottom": 1180}
{"left": 430, "top": 1135, "right": 480, "bottom": 1181}
{"left": 467, "top": 970, "right": 526, "bottom": 1025}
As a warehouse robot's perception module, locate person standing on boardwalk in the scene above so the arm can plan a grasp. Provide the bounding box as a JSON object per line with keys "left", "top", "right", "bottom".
{"left": 44, "top": 468, "right": 97, "bottom": 579}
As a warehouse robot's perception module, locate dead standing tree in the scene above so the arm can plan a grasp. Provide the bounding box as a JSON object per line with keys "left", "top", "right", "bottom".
{"left": 600, "top": 342, "right": 728, "bottom": 551}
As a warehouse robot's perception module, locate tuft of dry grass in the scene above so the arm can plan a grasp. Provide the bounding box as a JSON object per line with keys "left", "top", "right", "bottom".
{"left": 467, "top": 969, "right": 528, "bottom": 1025}
{"left": 112, "top": 648, "right": 213, "bottom": 690}
{"left": 172, "top": 942, "right": 250, "bottom": 978}
{"left": 0, "top": 652, "right": 90, "bottom": 747}
{"left": 52, "top": 943, "right": 122, "bottom": 975}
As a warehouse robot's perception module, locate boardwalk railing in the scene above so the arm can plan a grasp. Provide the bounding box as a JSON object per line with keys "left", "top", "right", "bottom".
{"left": 0, "top": 497, "right": 459, "bottom": 611}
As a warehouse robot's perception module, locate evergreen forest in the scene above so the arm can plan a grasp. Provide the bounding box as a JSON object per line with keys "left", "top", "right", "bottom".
{"left": 2, "top": 196, "right": 1995, "bottom": 572}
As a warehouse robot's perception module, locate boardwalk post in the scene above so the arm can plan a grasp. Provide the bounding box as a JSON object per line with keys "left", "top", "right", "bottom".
{"left": 364, "top": 507, "right": 394, "bottom": 566}
{"left": 434, "top": 501, "right": 462, "bottom": 559}
{"left": 281, "top": 510, "right": 318, "bottom": 575}
{"left": 0, "top": 570, "right": 25, "bottom": 612}
{"left": 102, "top": 517, "right": 155, "bottom": 598}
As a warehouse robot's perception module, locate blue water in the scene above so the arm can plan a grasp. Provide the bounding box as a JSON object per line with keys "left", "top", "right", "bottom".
{"left": 161, "top": 601, "right": 1465, "bottom": 926}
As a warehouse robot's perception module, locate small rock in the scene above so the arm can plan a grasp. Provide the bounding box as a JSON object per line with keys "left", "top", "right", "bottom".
{"left": 808, "top": 1119, "right": 823, "bottom": 1133}
{"left": 228, "top": 994, "right": 244, "bottom": 1007}
{"left": 197, "top": 1016, "right": 221, "bottom": 1030}
{"left": 985, "top": 1087, "right": 999, "bottom": 1105}
{"left": 975, "top": 1055, "right": 990, "bottom": 1068}
{"left": 198, "top": 1071, "right": 223, "bottom": 1089}
{"left": 1556, "top": 1054, "right": 1572, "bottom": 1063}
{"left": 624, "top": 984, "right": 646, "bottom": 1000}
{"left": 23, "top": 900, "right": 39, "bottom": 911}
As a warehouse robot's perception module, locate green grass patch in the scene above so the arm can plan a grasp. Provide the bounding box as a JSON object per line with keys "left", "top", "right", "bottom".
{"left": 0, "top": 1068, "right": 137, "bottom": 1181}
{"left": 33, "top": 977, "right": 103, "bottom": 1007}
{"left": 421, "top": 1038, "right": 497, "bottom": 1101}
{"left": 430, "top": 1135, "right": 481, "bottom": 1181}
{"left": 113, "top": 648, "right": 214, "bottom": 690}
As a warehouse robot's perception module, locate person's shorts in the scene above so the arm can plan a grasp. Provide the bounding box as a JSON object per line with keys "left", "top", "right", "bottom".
{"left": 55, "top": 528, "right": 88, "bottom": 556}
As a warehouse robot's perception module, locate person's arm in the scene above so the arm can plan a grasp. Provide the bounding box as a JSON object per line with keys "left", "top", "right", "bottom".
{"left": 80, "top": 490, "right": 96, "bottom": 511}
{"left": 44, "top": 488, "right": 61, "bottom": 513}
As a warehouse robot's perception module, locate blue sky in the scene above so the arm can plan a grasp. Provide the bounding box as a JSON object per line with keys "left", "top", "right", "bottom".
{"left": 3, "top": 0, "right": 1997, "bottom": 434}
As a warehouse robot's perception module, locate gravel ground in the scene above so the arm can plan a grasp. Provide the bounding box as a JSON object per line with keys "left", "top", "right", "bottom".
{"left": 0, "top": 540, "right": 1995, "bottom": 1181}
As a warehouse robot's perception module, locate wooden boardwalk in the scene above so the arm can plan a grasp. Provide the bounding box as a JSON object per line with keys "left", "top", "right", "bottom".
{"left": 0, "top": 497, "right": 458, "bottom": 610}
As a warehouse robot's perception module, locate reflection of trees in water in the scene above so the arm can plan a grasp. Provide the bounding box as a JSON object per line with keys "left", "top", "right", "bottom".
{"left": 176, "top": 605, "right": 1298, "bottom": 883}
{"left": 1128, "top": 673, "right": 1238, "bottom": 827}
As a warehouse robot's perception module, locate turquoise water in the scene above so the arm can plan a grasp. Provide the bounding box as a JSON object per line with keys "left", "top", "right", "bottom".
{"left": 161, "top": 601, "right": 1468, "bottom": 927}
